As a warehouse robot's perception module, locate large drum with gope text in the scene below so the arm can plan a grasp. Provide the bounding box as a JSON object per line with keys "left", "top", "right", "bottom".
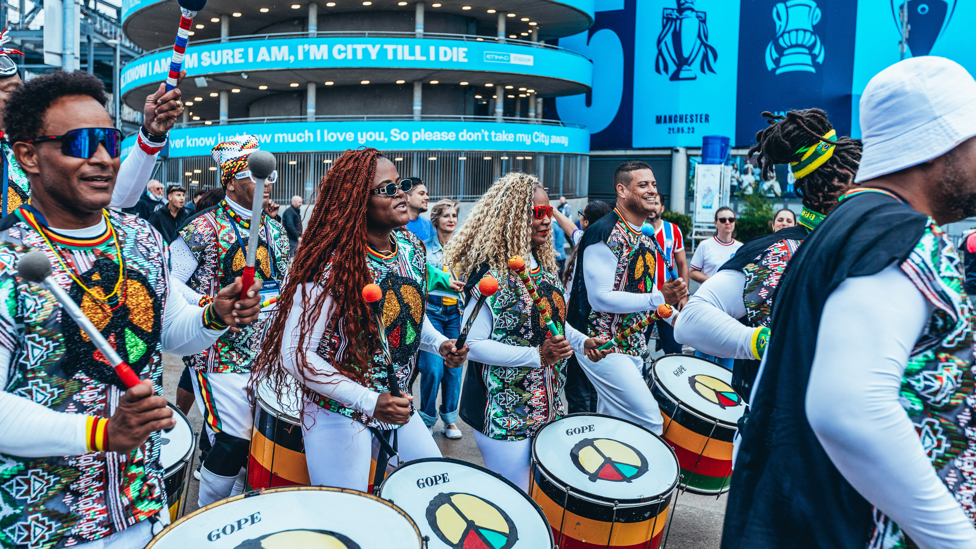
{"left": 161, "top": 404, "right": 195, "bottom": 523}
{"left": 530, "top": 414, "right": 679, "bottom": 549}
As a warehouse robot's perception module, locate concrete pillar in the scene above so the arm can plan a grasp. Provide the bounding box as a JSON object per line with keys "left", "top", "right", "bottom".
{"left": 495, "top": 84, "right": 504, "bottom": 121}
{"left": 182, "top": 110, "right": 188, "bottom": 125}
{"left": 527, "top": 94, "right": 536, "bottom": 121}
{"left": 86, "top": 34, "right": 94, "bottom": 74}
{"left": 531, "top": 28, "right": 538, "bottom": 42}
{"left": 221, "top": 15, "right": 230, "bottom": 43}
{"left": 62, "top": 0, "right": 75, "bottom": 71}
{"left": 671, "top": 147, "right": 688, "bottom": 214}
{"left": 219, "top": 90, "right": 228, "bottom": 125}
{"left": 413, "top": 81, "right": 422, "bottom": 120}
{"left": 308, "top": 2, "right": 318, "bottom": 36}
{"left": 306, "top": 83, "right": 316, "bottom": 121}
{"left": 514, "top": 96, "right": 521, "bottom": 117}
{"left": 536, "top": 97, "right": 543, "bottom": 120}
{"left": 497, "top": 12, "right": 505, "bottom": 41}
{"left": 415, "top": 2, "right": 424, "bottom": 38}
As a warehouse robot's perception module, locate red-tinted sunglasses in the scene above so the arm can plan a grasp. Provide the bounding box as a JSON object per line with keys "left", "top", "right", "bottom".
{"left": 533, "top": 205, "right": 553, "bottom": 219}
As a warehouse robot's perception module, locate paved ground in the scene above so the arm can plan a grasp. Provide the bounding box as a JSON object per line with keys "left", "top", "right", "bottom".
{"left": 161, "top": 351, "right": 726, "bottom": 548}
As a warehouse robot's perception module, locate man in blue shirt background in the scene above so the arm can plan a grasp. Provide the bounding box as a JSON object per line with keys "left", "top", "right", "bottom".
{"left": 404, "top": 179, "right": 434, "bottom": 242}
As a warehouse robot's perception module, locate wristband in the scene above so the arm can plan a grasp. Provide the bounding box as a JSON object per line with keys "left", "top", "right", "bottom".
{"left": 538, "top": 346, "right": 549, "bottom": 367}
{"left": 198, "top": 294, "right": 214, "bottom": 307}
{"left": 202, "top": 303, "right": 229, "bottom": 331}
{"left": 140, "top": 124, "right": 168, "bottom": 143}
{"left": 751, "top": 327, "right": 770, "bottom": 361}
{"left": 137, "top": 127, "right": 166, "bottom": 155}
{"left": 85, "top": 416, "right": 109, "bottom": 452}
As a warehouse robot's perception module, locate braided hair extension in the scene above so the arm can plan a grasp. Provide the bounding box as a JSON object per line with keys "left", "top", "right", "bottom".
{"left": 748, "top": 109, "right": 862, "bottom": 214}
{"left": 252, "top": 148, "right": 383, "bottom": 400}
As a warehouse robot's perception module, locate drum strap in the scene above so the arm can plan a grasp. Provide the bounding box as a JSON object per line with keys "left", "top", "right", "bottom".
{"left": 369, "top": 427, "right": 399, "bottom": 494}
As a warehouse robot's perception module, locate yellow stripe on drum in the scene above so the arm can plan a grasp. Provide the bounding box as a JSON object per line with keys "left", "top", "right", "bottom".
{"left": 249, "top": 428, "right": 310, "bottom": 485}
{"left": 530, "top": 478, "right": 669, "bottom": 547}
{"left": 168, "top": 499, "right": 181, "bottom": 523}
{"left": 660, "top": 412, "right": 733, "bottom": 460}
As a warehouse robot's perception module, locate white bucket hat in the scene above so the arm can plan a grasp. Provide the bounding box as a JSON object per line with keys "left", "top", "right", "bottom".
{"left": 856, "top": 56, "right": 976, "bottom": 183}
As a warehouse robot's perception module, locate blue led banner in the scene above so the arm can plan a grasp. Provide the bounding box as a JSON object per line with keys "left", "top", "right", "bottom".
{"left": 120, "top": 37, "right": 592, "bottom": 96}
{"left": 121, "top": 120, "right": 590, "bottom": 158}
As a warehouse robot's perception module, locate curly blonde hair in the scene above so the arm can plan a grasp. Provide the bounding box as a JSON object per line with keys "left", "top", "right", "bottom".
{"left": 445, "top": 172, "right": 557, "bottom": 280}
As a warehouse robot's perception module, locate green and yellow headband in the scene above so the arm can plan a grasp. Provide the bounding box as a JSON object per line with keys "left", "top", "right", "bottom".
{"left": 790, "top": 129, "right": 837, "bottom": 179}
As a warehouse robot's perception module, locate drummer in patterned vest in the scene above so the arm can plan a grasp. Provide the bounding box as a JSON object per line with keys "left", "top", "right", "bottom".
{"left": 170, "top": 136, "right": 289, "bottom": 507}
{"left": 723, "top": 57, "right": 976, "bottom": 548}
{"left": 674, "top": 109, "right": 862, "bottom": 402}
{"left": 445, "top": 172, "right": 609, "bottom": 492}
{"left": 0, "top": 71, "right": 262, "bottom": 549}
{"left": 566, "top": 161, "right": 688, "bottom": 434}
{"left": 252, "top": 148, "right": 467, "bottom": 492}
{"left": 0, "top": 29, "right": 186, "bottom": 217}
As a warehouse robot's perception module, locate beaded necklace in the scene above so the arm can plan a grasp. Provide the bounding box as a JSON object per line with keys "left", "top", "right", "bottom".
{"left": 367, "top": 235, "right": 399, "bottom": 262}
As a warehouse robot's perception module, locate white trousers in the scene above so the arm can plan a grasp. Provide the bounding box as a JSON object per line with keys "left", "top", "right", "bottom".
{"left": 576, "top": 352, "right": 663, "bottom": 434}
{"left": 472, "top": 431, "right": 532, "bottom": 493}
{"left": 190, "top": 371, "right": 253, "bottom": 441}
{"left": 75, "top": 520, "right": 153, "bottom": 549}
{"left": 301, "top": 406, "right": 441, "bottom": 492}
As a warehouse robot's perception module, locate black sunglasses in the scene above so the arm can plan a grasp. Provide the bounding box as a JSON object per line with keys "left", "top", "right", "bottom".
{"left": 26, "top": 128, "right": 123, "bottom": 159}
{"left": 717, "top": 217, "right": 736, "bottom": 223}
{"left": 371, "top": 177, "right": 419, "bottom": 197}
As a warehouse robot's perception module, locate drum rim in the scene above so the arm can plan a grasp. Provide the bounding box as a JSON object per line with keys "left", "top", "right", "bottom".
{"left": 255, "top": 379, "right": 302, "bottom": 427}
{"left": 162, "top": 404, "right": 195, "bottom": 480}
{"left": 650, "top": 354, "right": 742, "bottom": 429}
{"left": 379, "top": 456, "right": 555, "bottom": 548}
{"left": 145, "top": 486, "right": 423, "bottom": 547}
{"left": 530, "top": 413, "right": 680, "bottom": 506}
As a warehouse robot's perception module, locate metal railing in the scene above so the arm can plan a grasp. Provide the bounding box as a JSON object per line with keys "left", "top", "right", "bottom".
{"left": 132, "top": 31, "right": 589, "bottom": 60}
{"left": 175, "top": 114, "right": 584, "bottom": 130}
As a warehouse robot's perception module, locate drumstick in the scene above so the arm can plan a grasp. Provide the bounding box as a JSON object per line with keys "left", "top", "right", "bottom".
{"left": 260, "top": 296, "right": 277, "bottom": 309}
{"left": 597, "top": 303, "right": 674, "bottom": 351}
{"left": 165, "top": 0, "right": 208, "bottom": 91}
{"left": 18, "top": 251, "right": 142, "bottom": 388}
{"left": 508, "top": 255, "right": 562, "bottom": 337}
{"left": 240, "top": 151, "right": 276, "bottom": 300}
{"left": 454, "top": 276, "right": 498, "bottom": 349}
{"left": 362, "top": 284, "right": 401, "bottom": 397}
{"left": 641, "top": 224, "right": 678, "bottom": 281}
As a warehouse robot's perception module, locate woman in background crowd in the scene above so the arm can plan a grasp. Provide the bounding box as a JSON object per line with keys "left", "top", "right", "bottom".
{"left": 771, "top": 208, "right": 797, "bottom": 232}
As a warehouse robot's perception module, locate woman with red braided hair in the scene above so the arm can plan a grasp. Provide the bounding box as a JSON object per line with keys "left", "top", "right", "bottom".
{"left": 253, "top": 148, "right": 468, "bottom": 491}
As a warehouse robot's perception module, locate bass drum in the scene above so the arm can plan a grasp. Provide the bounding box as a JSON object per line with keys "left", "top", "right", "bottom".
{"left": 246, "top": 376, "right": 309, "bottom": 489}
{"left": 160, "top": 404, "right": 195, "bottom": 522}
{"left": 380, "top": 458, "right": 554, "bottom": 548}
{"left": 530, "top": 414, "right": 679, "bottom": 549}
{"left": 647, "top": 354, "right": 745, "bottom": 495}
{"left": 147, "top": 487, "right": 423, "bottom": 548}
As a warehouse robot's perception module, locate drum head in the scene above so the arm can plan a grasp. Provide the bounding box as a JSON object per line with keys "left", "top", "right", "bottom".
{"left": 380, "top": 458, "right": 553, "bottom": 549}
{"left": 148, "top": 487, "right": 421, "bottom": 548}
{"left": 532, "top": 415, "right": 678, "bottom": 503}
{"left": 160, "top": 405, "right": 193, "bottom": 477}
{"left": 652, "top": 355, "right": 744, "bottom": 426}
{"left": 257, "top": 375, "right": 303, "bottom": 424}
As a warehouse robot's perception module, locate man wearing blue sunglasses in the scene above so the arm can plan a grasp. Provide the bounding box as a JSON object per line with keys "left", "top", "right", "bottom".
{"left": 0, "top": 71, "right": 264, "bottom": 549}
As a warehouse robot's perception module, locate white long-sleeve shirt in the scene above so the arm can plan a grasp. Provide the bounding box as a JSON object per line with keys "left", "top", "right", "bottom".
{"left": 111, "top": 136, "right": 166, "bottom": 209}
{"left": 0, "top": 218, "right": 226, "bottom": 458}
{"left": 281, "top": 282, "right": 448, "bottom": 418}
{"left": 805, "top": 265, "right": 976, "bottom": 548}
{"left": 582, "top": 240, "right": 665, "bottom": 314}
{"left": 673, "top": 269, "right": 758, "bottom": 360}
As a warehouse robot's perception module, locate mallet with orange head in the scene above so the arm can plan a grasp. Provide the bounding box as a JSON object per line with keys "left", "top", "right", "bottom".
{"left": 362, "top": 283, "right": 400, "bottom": 397}
{"left": 454, "top": 276, "right": 499, "bottom": 349}
{"left": 508, "top": 255, "right": 562, "bottom": 337}
{"left": 597, "top": 303, "right": 674, "bottom": 351}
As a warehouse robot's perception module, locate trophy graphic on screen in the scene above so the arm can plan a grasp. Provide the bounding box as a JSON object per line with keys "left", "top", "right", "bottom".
{"left": 765, "top": 0, "right": 825, "bottom": 75}
{"left": 891, "top": 0, "right": 956, "bottom": 57}
{"left": 655, "top": 0, "right": 718, "bottom": 81}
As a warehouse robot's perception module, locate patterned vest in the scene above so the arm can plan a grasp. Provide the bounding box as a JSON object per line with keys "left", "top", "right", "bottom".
{"left": 179, "top": 201, "right": 289, "bottom": 374}
{"left": 461, "top": 264, "right": 568, "bottom": 441}
{"left": 741, "top": 237, "right": 802, "bottom": 328}
{"left": 868, "top": 222, "right": 976, "bottom": 548}
{"left": 314, "top": 230, "right": 428, "bottom": 429}
{"left": 0, "top": 210, "right": 167, "bottom": 549}
{"left": 585, "top": 215, "right": 658, "bottom": 357}
{"left": 1, "top": 140, "right": 30, "bottom": 217}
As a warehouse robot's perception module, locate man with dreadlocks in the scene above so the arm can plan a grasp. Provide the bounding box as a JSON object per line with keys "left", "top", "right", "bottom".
{"left": 253, "top": 148, "right": 467, "bottom": 492}
{"left": 722, "top": 57, "right": 976, "bottom": 549}
{"left": 446, "top": 172, "right": 609, "bottom": 492}
{"left": 0, "top": 30, "right": 186, "bottom": 217}
{"left": 674, "top": 108, "right": 861, "bottom": 402}
{"left": 170, "top": 136, "right": 289, "bottom": 506}
{"left": 567, "top": 161, "right": 687, "bottom": 434}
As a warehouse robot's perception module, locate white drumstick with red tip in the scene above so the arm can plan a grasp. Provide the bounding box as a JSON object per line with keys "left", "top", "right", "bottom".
{"left": 240, "top": 151, "right": 276, "bottom": 300}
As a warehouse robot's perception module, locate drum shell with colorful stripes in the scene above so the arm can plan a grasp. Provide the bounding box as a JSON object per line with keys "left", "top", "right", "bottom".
{"left": 161, "top": 404, "right": 195, "bottom": 523}
{"left": 529, "top": 414, "right": 679, "bottom": 549}
{"left": 246, "top": 377, "right": 309, "bottom": 489}
{"left": 646, "top": 355, "right": 744, "bottom": 495}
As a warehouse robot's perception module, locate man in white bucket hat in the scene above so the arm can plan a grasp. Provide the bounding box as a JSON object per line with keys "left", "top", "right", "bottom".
{"left": 722, "top": 56, "right": 976, "bottom": 549}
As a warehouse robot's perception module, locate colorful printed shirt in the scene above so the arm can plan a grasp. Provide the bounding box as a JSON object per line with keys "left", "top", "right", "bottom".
{"left": 0, "top": 209, "right": 167, "bottom": 548}
{"left": 179, "top": 201, "right": 289, "bottom": 374}
{"left": 1, "top": 141, "right": 30, "bottom": 217}
{"left": 869, "top": 222, "right": 976, "bottom": 549}
{"left": 314, "top": 229, "right": 429, "bottom": 429}
{"left": 460, "top": 265, "right": 568, "bottom": 441}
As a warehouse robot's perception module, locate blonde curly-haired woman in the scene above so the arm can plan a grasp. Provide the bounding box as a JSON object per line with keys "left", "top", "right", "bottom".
{"left": 445, "top": 173, "right": 609, "bottom": 492}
